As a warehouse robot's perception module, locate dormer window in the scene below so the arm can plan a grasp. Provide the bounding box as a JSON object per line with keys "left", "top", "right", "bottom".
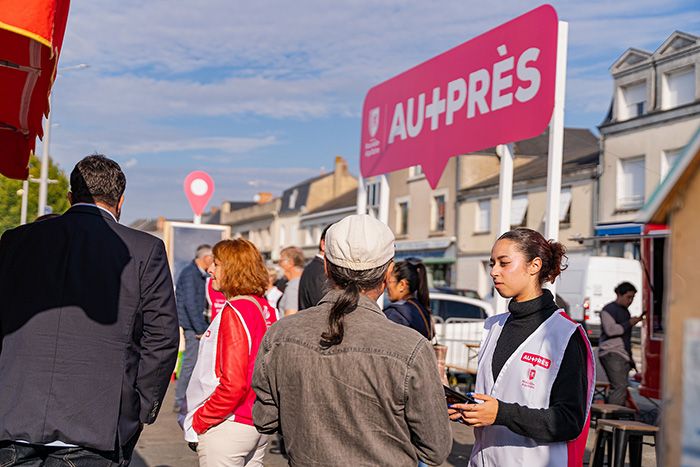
{"left": 662, "top": 66, "right": 695, "bottom": 110}
{"left": 288, "top": 189, "right": 298, "bottom": 209}
{"left": 619, "top": 81, "right": 646, "bottom": 120}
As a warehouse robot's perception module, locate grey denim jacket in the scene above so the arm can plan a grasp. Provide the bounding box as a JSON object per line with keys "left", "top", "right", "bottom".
{"left": 252, "top": 290, "right": 452, "bottom": 466}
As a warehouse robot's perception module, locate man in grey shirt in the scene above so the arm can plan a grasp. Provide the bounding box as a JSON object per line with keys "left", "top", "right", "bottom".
{"left": 278, "top": 246, "right": 304, "bottom": 316}
{"left": 599, "top": 282, "right": 643, "bottom": 406}
{"left": 253, "top": 215, "right": 452, "bottom": 466}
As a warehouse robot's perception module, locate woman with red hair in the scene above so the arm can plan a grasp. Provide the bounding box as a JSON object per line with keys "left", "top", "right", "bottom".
{"left": 184, "top": 239, "right": 277, "bottom": 466}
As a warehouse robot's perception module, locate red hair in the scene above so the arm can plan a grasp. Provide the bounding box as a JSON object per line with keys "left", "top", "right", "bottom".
{"left": 212, "top": 239, "right": 268, "bottom": 297}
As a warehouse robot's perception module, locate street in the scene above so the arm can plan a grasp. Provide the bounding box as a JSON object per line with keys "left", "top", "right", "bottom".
{"left": 133, "top": 375, "right": 658, "bottom": 466}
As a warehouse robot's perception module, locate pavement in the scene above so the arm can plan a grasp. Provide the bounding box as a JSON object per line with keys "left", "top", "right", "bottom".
{"left": 133, "top": 379, "right": 658, "bottom": 466}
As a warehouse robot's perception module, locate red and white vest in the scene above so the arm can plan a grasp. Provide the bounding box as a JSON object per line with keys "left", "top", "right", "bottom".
{"left": 470, "top": 311, "right": 594, "bottom": 467}
{"left": 184, "top": 296, "right": 277, "bottom": 442}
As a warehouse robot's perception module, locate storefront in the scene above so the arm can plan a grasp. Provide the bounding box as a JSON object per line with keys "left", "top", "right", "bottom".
{"left": 394, "top": 238, "right": 456, "bottom": 288}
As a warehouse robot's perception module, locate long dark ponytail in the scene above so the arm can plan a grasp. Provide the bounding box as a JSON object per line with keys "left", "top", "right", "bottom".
{"left": 320, "top": 260, "right": 391, "bottom": 348}
{"left": 392, "top": 258, "right": 430, "bottom": 310}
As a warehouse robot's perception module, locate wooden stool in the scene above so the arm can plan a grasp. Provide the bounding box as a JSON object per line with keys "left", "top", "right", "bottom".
{"left": 590, "top": 419, "right": 659, "bottom": 467}
{"left": 594, "top": 381, "right": 610, "bottom": 402}
{"left": 590, "top": 403, "right": 636, "bottom": 427}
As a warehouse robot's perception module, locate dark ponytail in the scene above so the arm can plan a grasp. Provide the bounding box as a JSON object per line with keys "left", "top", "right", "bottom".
{"left": 320, "top": 260, "right": 391, "bottom": 348}
{"left": 498, "top": 228, "right": 567, "bottom": 284}
{"left": 393, "top": 259, "right": 430, "bottom": 310}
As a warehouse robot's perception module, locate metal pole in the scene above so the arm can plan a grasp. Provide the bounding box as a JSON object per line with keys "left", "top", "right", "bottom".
{"left": 38, "top": 93, "right": 52, "bottom": 217}
{"left": 20, "top": 180, "right": 29, "bottom": 225}
{"left": 37, "top": 64, "right": 88, "bottom": 217}
{"left": 378, "top": 174, "right": 390, "bottom": 225}
{"left": 495, "top": 143, "right": 514, "bottom": 314}
{"left": 356, "top": 176, "right": 367, "bottom": 215}
{"left": 544, "top": 21, "right": 569, "bottom": 297}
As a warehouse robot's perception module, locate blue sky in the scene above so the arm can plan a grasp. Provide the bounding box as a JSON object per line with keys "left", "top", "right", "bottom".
{"left": 44, "top": 0, "right": 700, "bottom": 224}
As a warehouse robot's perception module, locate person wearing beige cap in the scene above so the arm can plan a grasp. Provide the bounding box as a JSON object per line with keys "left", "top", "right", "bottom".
{"left": 252, "top": 214, "right": 452, "bottom": 466}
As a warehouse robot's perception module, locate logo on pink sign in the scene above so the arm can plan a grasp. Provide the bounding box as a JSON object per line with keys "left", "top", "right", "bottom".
{"left": 360, "top": 5, "right": 559, "bottom": 188}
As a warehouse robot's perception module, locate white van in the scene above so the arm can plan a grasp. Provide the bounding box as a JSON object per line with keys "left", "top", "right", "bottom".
{"left": 557, "top": 256, "right": 643, "bottom": 342}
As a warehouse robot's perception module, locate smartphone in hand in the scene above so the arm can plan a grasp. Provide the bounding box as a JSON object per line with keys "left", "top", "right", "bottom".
{"left": 444, "top": 385, "right": 477, "bottom": 406}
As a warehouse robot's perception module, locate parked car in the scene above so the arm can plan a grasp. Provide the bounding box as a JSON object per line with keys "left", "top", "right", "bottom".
{"left": 431, "top": 287, "right": 481, "bottom": 300}
{"left": 430, "top": 292, "right": 494, "bottom": 373}
{"left": 557, "top": 256, "right": 643, "bottom": 344}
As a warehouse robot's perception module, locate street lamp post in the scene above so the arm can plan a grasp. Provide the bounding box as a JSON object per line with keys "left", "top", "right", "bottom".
{"left": 37, "top": 63, "right": 88, "bottom": 217}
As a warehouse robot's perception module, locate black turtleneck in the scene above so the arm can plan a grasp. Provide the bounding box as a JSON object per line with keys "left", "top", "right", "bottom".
{"left": 491, "top": 289, "right": 589, "bottom": 443}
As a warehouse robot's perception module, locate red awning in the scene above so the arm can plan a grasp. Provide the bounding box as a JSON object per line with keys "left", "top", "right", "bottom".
{"left": 0, "top": 0, "right": 70, "bottom": 179}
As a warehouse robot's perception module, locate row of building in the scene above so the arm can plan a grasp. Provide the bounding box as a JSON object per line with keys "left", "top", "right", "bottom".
{"left": 133, "top": 31, "right": 700, "bottom": 299}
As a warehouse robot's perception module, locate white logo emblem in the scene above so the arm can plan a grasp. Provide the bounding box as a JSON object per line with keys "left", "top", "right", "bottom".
{"left": 368, "top": 107, "right": 380, "bottom": 138}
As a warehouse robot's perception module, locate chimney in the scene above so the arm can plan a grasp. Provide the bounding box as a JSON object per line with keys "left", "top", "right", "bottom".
{"left": 255, "top": 192, "right": 273, "bottom": 204}
{"left": 333, "top": 156, "right": 348, "bottom": 197}
{"left": 156, "top": 216, "right": 165, "bottom": 232}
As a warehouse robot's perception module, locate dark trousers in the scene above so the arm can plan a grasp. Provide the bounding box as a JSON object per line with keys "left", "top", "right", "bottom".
{"left": 600, "top": 352, "right": 632, "bottom": 406}
{"left": 175, "top": 329, "right": 200, "bottom": 411}
{"left": 0, "top": 428, "right": 140, "bottom": 467}
{"left": 0, "top": 443, "right": 121, "bottom": 467}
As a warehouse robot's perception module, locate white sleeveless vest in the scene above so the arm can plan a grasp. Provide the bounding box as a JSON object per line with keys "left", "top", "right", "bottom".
{"left": 470, "top": 311, "right": 594, "bottom": 467}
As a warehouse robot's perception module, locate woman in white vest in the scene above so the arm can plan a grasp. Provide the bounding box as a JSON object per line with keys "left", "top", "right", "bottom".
{"left": 184, "top": 239, "right": 278, "bottom": 466}
{"left": 448, "top": 228, "right": 595, "bottom": 467}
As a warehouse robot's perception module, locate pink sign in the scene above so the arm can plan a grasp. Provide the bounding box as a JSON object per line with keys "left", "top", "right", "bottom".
{"left": 184, "top": 171, "right": 215, "bottom": 216}
{"left": 206, "top": 276, "right": 227, "bottom": 321}
{"left": 360, "top": 5, "right": 559, "bottom": 188}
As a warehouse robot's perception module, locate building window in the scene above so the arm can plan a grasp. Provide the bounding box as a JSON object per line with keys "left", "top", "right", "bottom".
{"left": 304, "top": 228, "right": 313, "bottom": 246}
{"left": 662, "top": 66, "right": 695, "bottom": 110}
{"left": 619, "top": 81, "right": 646, "bottom": 120}
{"left": 409, "top": 165, "right": 424, "bottom": 178}
{"left": 617, "top": 156, "right": 645, "bottom": 210}
{"left": 559, "top": 187, "right": 572, "bottom": 224}
{"left": 661, "top": 148, "right": 683, "bottom": 179}
{"left": 431, "top": 195, "right": 446, "bottom": 232}
{"left": 475, "top": 199, "right": 491, "bottom": 233}
{"left": 397, "top": 201, "right": 409, "bottom": 235}
{"left": 366, "top": 180, "right": 381, "bottom": 208}
{"left": 510, "top": 195, "right": 528, "bottom": 228}
{"left": 288, "top": 189, "right": 299, "bottom": 210}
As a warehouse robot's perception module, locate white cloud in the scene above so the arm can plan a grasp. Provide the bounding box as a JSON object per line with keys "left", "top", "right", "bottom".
{"left": 116, "top": 135, "right": 278, "bottom": 156}
{"left": 124, "top": 158, "right": 138, "bottom": 168}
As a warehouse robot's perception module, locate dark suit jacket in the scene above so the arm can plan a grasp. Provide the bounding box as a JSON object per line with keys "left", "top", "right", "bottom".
{"left": 298, "top": 255, "right": 328, "bottom": 311}
{"left": 0, "top": 205, "right": 179, "bottom": 451}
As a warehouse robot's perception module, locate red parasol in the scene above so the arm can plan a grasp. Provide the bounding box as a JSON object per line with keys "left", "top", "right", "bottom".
{"left": 0, "top": 0, "right": 70, "bottom": 179}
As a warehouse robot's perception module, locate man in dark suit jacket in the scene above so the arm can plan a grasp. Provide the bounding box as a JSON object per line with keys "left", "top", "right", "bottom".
{"left": 298, "top": 223, "right": 331, "bottom": 311}
{"left": 0, "top": 155, "right": 179, "bottom": 466}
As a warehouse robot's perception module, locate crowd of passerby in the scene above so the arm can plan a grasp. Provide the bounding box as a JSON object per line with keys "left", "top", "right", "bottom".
{"left": 0, "top": 154, "right": 622, "bottom": 467}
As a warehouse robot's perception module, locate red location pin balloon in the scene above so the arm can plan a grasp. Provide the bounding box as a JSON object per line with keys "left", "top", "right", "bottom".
{"left": 184, "top": 171, "right": 214, "bottom": 217}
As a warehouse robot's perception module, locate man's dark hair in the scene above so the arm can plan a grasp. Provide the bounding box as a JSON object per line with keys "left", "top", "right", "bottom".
{"left": 70, "top": 155, "right": 126, "bottom": 207}
{"left": 319, "top": 223, "right": 333, "bottom": 251}
{"left": 614, "top": 282, "right": 637, "bottom": 296}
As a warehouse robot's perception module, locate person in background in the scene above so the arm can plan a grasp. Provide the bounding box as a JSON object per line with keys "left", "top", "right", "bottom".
{"left": 0, "top": 155, "right": 179, "bottom": 466}
{"left": 175, "top": 245, "right": 214, "bottom": 414}
{"left": 277, "top": 246, "right": 304, "bottom": 316}
{"left": 383, "top": 258, "right": 433, "bottom": 340}
{"left": 298, "top": 224, "right": 332, "bottom": 310}
{"left": 253, "top": 215, "right": 452, "bottom": 466}
{"left": 448, "top": 228, "right": 594, "bottom": 467}
{"left": 184, "top": 239, "right": 277, "bottom": 466}
{"left": 599, "top": 282, "right": 642, "bottom": 406}
{"left": 265, "top": 266, "right": 284, "bottom": 320}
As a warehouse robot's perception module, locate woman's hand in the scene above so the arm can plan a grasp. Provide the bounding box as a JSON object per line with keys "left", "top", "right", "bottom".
{"left": 448, "top": 394, "right": 499, "bottom": 427}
